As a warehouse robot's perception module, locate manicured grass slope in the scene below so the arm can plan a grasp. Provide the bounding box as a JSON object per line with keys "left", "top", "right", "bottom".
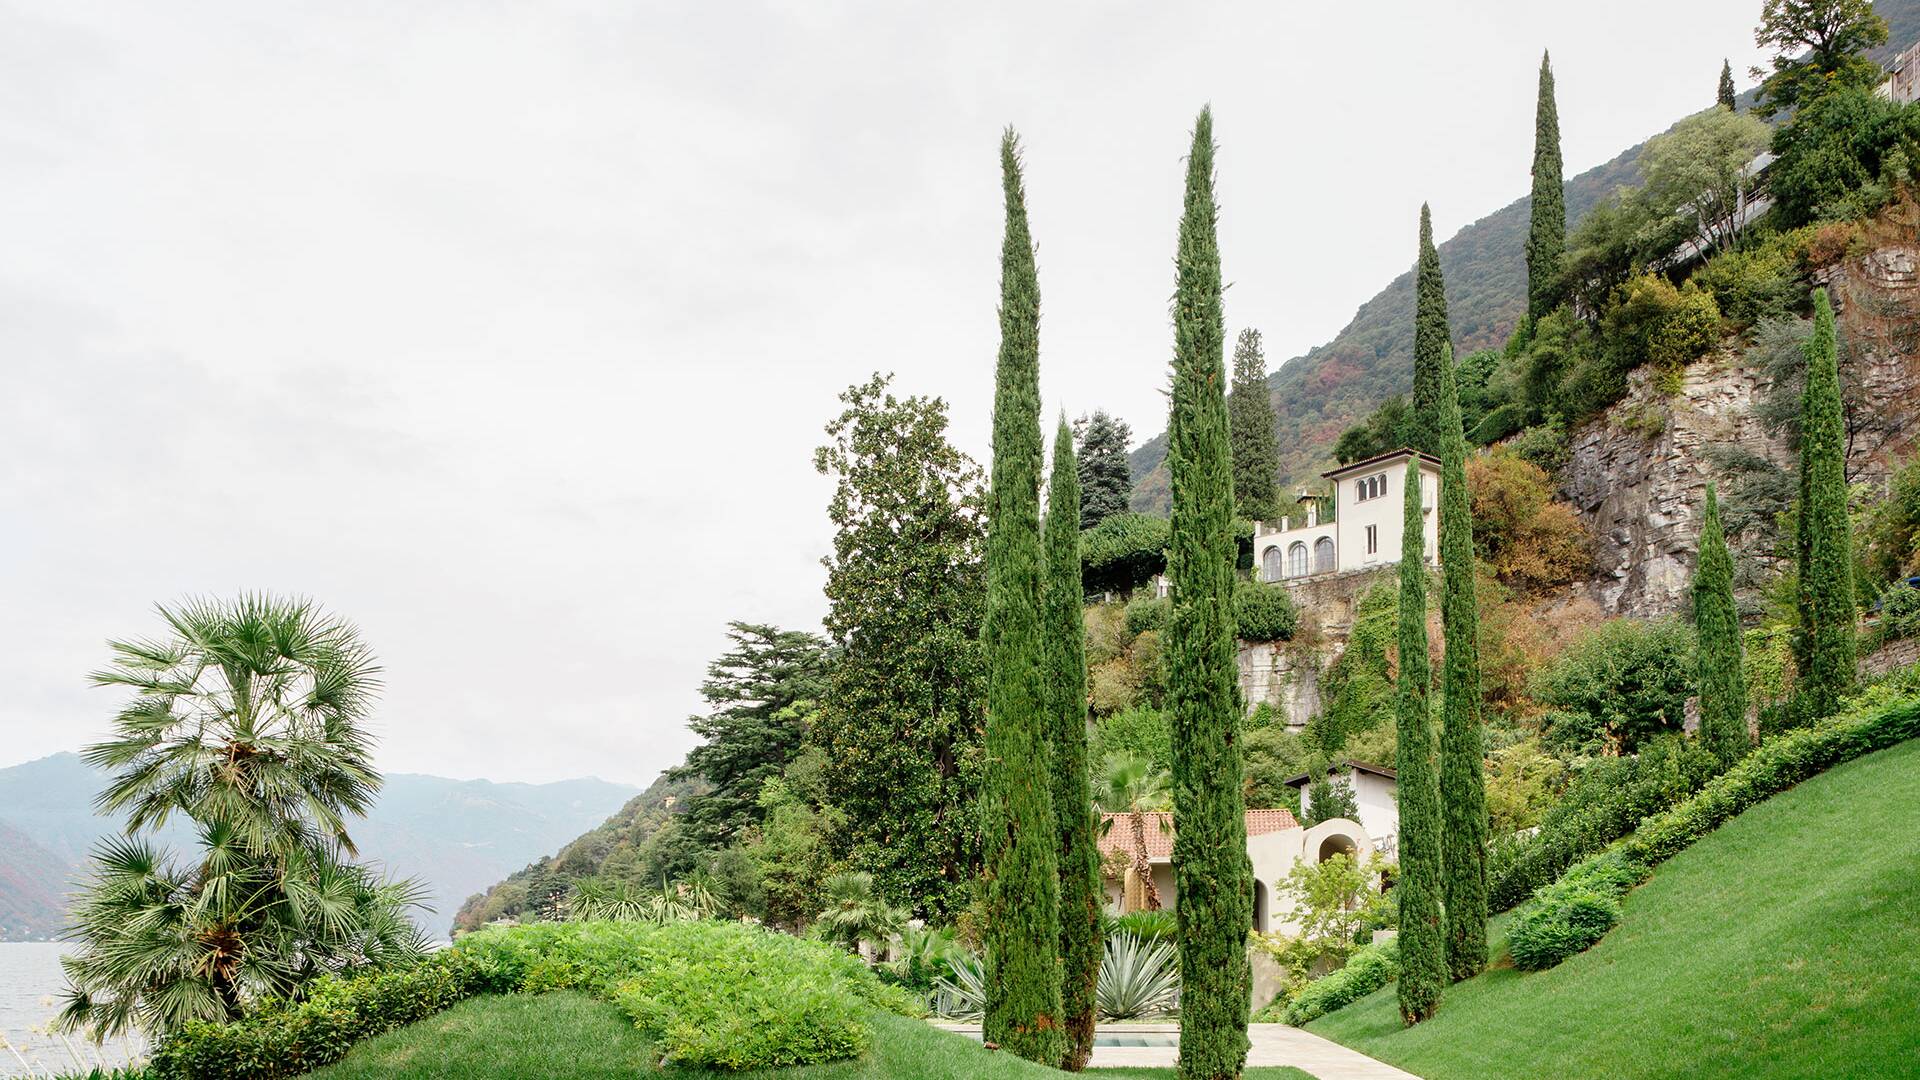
{"left": 313, "top": 994, "right": 1313, "bottom": 1080}
{"left": 1310, "top": 738, "right": 1920, "bottom": 1080}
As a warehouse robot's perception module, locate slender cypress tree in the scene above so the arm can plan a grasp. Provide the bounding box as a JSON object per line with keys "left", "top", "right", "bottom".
{"left": 1526, "top": 51, "right": 1566, "bottom": 321}
{"left": 1693, "top": 484, "right": 1750, "bottom": 767}
{"left": 1435, "top": 345, "right": 1487, "bottom": 982}
{"left": 1165, "top": 106, "right": 1252, "bottom": 1080}
{"left": 980, "top": 129, "right": 1065, "bottom": 1066}
{"left": 1409, "top": 205, "right": 1451, "bottom": 458}
{"left": 1046, "top": 415, "right": 1102, "bottom": 1071}
{"left": 1792, "top": 289, "right": 1856, "bottom": 726}
{"left": 1718, "top": 60, "right": 1738, "bottom": 109}
{"left": 1229, "top": 329, "right": 1282, "bottom": 522}
{"left": 1394, "top": 458, "right": 1445, "bottom": 1024}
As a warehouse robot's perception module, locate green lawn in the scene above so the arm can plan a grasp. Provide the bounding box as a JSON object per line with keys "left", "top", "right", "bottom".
{"left": 1309, "top": 737, "right": 1920, "bottom": 1080}
{"left": 311, "top": 992, "right": 1313, "bottom": 1080}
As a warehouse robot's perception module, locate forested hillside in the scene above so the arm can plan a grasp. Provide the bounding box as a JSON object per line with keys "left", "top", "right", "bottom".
{"left": 1128, "top": 0, "right": 1920, "bottom": 506}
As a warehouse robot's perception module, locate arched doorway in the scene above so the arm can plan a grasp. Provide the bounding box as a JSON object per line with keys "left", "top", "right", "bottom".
{"left": 1261, "top": 544, "right": 1284, "bottom": 583}
{"left": 1287, "top": 542, "right": 1309, "bottom": 578}
{"left": 1317, "top": 833, "right": 1359, "bottom": 863}
{"left": 1251, "top": 879, "right": 1270, "bottom": 933}
{"left": 1313, "top": 536, "right": 1335, "bottom": 574}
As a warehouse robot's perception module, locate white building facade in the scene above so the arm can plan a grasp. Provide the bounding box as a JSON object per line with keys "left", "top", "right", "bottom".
{"left": 1253, "top": 448, "right": 1442, "bottom": 584}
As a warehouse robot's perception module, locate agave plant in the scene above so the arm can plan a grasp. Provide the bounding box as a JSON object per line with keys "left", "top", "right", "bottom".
{"left": 929, "top": 948, "right": 985, "bottom": 1021}
{"left": 1096, "top": 930, "right": 1179, "bottom": 1020}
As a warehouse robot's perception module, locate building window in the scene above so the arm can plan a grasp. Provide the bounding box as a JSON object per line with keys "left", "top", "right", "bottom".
{"left": 1365, "top": 524, "right": 1378, "bottom": 555}
{"left": 1313, "top": 536, "right": 1335, "bottom": 574}
{"left": 1354, "top": 473, "right": 1388, "bottom": 502}
{"left": 1287, "top": 542, "right": 1310, "bottom": 578}
{"left": 1261, "top": 545, "right": 1284, "bottom": 583}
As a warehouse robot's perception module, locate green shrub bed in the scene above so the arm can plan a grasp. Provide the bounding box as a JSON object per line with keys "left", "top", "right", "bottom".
{"left": 151, "top": 920, "right": 921, "bottom": 1077}
{"left": 1506, "top": 692, "right": 1920, "bottom": 972}
{"left": 1488, "top": 735, "right": 1719, "bottom": 911}
{"left": 151, "top": 952, "right": 499, "bottom": 1080}
{"left": 1282, "top": 940, "right": 1398, "bottom": 1026}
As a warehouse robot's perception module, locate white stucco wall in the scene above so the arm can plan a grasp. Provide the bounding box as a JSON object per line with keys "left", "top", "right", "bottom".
{"left": 1332, "top": 458, "right": 1440, "bottom": 575}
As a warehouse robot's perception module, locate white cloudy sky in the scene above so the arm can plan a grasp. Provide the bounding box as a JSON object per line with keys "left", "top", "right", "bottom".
{"left": 0, "top": 2, "right": 1772, "bottom": 785}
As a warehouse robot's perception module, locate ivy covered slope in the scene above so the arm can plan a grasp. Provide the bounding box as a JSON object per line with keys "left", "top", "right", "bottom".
{"left": 1308, "top": 730, "right": 1920, "bottom": 1080}
{"left": 1126, "top": 0, "right": 1920, "bottom": 506}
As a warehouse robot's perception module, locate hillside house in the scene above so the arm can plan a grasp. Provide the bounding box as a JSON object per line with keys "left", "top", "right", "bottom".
{"left": 1098, "top": 807, "right": 1379, "bottom": 936}
{"left": 1284, "top": 760, "right": 1401, "bottom": 859}
{"left": 1253, "top": 449, "right": 1441, "bottom": 584}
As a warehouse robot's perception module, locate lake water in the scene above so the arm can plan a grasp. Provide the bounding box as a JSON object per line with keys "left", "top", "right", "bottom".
{"left": 0, "top": 943, "right": 144, "bottom": 1078}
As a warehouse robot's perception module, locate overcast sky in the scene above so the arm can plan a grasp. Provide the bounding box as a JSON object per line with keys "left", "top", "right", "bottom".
{"left": 0, "top": 2, "right": 1773, "bottom": 786}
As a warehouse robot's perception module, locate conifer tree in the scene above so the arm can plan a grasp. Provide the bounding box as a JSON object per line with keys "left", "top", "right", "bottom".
{"left": 1165, "top": 107, "right": 1253, "bottom": 1079}
{"left": 1792, "top": 288, "right": 1856, "bottom": 725}
{"left": 1526, "top": 51, "right": 1566, "bottom": 321}
{"left": 1693, "top": 484, "right": 1750, "bottom": 766}
{"left": 1718, "top": 59, "right": 1738, "bottom": 109}
{"left": 1076, "top": 411, "right": 1134, "bottom": 529}
{"left": 1409, "top": 205, "right": 1451, "bottom": 458}
{"left": 980, "top": 129, "right": 1065, "bottom": 1066}
{"left": 1046, "top": 415, "right": 1102, "bottom": 1072}
{"left": 1435, "top": 345, "right": 1487, "bottom": 982}
{"left": 1394, "top": 458, "right": 1445, "bottom": 1024}
{"left": 1229, "top": 329, "right": 1282, "bottom": 522}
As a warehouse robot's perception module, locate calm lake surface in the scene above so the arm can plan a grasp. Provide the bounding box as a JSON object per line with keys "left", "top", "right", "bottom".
{"left": 0, "top": 943, "right": 144, "bottom": 1078}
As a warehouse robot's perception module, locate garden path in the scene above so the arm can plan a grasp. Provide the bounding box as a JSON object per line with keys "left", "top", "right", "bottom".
{"left": 933, "top": 1023, "right": 1418, "bottom": 1078}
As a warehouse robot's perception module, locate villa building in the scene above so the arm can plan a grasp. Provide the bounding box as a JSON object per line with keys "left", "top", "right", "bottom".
{"left": 1284, "top": 760, "right": 1401, "bottom": 860}
{"left": 1253, "top": 449, "right": 1441, "bottom": 585}
{"left": 1098, "top": 807, "right": 1379, "bottom": 937}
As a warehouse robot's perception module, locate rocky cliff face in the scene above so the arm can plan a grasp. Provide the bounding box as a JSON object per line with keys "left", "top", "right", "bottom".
{"left": 1561, "top": 232, "right": 1920, "bottom": 619}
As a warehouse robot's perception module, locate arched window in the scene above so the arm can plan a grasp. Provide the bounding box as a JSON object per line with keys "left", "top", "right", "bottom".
{"left": 1261, "top": 544, "right": 1284, "bottom": 583}
{"left": 1287, "top": 542, "right": 1309, "bottom": 578}
{"left": 1313, "top": 536, "right": 1336, "bottom": 574}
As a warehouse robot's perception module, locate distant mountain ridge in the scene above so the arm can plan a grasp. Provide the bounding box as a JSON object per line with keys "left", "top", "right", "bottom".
{"left": 0, "top": 752, "right": 638, "bottom": 940}
{"left": 1128, "top": 0, "right": 1920, "bottom": 507}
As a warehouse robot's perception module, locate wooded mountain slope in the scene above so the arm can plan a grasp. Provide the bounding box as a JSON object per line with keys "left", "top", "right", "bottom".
{"left": 1128, "top": 0, "right": 1920, "bottom": 507}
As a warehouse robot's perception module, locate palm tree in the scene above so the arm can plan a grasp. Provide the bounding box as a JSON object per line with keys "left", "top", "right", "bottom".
{"left": 82, "top": 594, "right": 384, "bottom": 859}
{"left": 1094, "top": 752, "right": 1171, "bottom": 911}
{"left": 58, "top": 595, "right": 428, "bottom": 1039}
{"left": 815, "top": 870, "right": 905, "bottom": 958}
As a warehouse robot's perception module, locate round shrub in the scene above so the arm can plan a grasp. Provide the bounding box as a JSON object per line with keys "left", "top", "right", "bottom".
{"left": 1507, "top": 886, "right": 1621, "bottom": 971}
{"left": 1234, "top": 581, "right": 1300, "bottom": 643}
{"left": 1125, "top": 595, "right": 1171, "bottom": 635}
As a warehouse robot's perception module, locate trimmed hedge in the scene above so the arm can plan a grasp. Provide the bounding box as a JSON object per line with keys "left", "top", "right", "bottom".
{"left": 150, "top": 952, "right": 499, "bottom": 1080}
{"left": 1283, "top": 940, "right": 1398, "bottom": 1026}
{"left": 152, "top": 921, "right": 924, "bottom": 1078}
{"left": 1506, "top": 692, "right": 1920, "bottom": 971}
{"left": 1081, "top": 513, "right": 1170, "bottom": 595}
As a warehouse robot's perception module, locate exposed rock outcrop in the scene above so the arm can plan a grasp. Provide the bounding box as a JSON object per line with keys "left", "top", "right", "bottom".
{"left": 1561, "top": 235, "right": 1920, "bottom": 619}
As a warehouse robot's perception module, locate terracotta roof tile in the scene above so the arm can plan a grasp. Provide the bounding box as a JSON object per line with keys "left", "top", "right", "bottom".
{"left": 1096, "top": 808, "right": 1299, "bottom": 862}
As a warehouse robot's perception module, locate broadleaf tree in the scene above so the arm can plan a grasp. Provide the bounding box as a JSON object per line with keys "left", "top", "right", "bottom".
{"left": 812, "top": 373, "right": 987, "bottom": 920}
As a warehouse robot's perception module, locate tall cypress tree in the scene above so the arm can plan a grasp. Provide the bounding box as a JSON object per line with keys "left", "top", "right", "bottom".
{"left": 1395, "top": 458, "right": 1445, "bottom": 1024}
{"left": 980, "top": 129, "right": 1065, "bottom": 1066}
{"left": 1792, "top": 289, "right": 1856, "bottom": 726}
{"left": 1046, "top": 415, "right": 1102, "bottom": 1072}
{"left": 1693, "top": 484, "right": 1750, "bottom": 766}
{"left": 1229, "top": 329, "right": 1282, "bottom": 522}
{"left": 1435, "top": 345, "right": 1487, "bottom": 982}
{"left": 1409, "top": 205, "right": 1451, "bottom": 458}
{"left": 1165, "top": 106, "right": 1252, "bottom": 1080}
{"left": 1718, "top": 59, "right": 1738, "bottom": 109}
{"left": 1526, "top": 51, "right": 1566, "bottom": 321}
